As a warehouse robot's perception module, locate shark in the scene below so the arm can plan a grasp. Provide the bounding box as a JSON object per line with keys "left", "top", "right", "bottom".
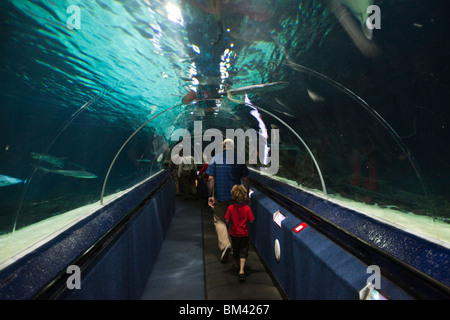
{"left": 30, "top": 152, "right": 65, "bottom": 168}
{"left": 226, "top": 81, "right": 289, "bottom": 95}
{"left": 35, "top": 166, "right": 98, "bottom": 179}
{"left": 226, "top": 81, "right": 289, "bottom": 103}
{"left": 338, "top": 0, "right": 375, "bottom": 39}
{"left": 0, "top": 174, "right": 25, "bottom": 187}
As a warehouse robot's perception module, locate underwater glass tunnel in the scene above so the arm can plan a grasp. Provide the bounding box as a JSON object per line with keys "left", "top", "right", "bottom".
{"left": 0, "top": 0, "right": 449, "bottom": 299}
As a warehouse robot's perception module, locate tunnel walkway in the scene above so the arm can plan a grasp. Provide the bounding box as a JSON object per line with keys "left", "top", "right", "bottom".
{"left": 140, "top": 198, "right": 204, "bottom": 299}
{"left": 141, "top": 197, "right": 285, "bottom": 300}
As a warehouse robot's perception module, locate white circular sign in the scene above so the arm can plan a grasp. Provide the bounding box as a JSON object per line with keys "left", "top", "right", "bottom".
{"left": 274, "top": 239, "right": 281, "bottom": 262}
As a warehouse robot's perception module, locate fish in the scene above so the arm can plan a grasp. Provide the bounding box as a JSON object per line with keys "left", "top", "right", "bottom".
{"left": 225, "top": 81, "right": 289, "bottom": 104}
{"left": 0, "top": 174, "right": 25, "bottom": 187}
{"left": 338, "top": 0, "right": 374, "bottom": 39}
{"left": 307, "top": 89, "right": 325, "bottom": 102}
{"left": 226, "top": 81, "right": 289, "bottom": 95}
{"left": 182, "top": 90, "right": 198, "bottom": 104}
{"left": 35, "top": 166, "right": 97, "bottom": 179}
{"left": 30, "top": 152, "right": 65, "bottom": 168}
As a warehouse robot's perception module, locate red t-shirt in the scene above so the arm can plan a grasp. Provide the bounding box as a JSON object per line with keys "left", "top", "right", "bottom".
{"left": 199, "top": 163, "right": 209, "bottom": 179}
{"left": 225, "top": 204, "right": 255, "bottom": 237}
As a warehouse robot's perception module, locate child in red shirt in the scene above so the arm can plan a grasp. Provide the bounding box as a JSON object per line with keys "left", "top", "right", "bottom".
{"left": 225, "top": 185, "right": 255, "bottom": 282}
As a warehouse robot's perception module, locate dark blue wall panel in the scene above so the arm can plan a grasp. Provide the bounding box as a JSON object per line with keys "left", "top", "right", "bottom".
{"left": 249, "top": 190, "right": 412, "bottom": 300}
{"left": 249, "top": 172, "right": 450, "bottom": 291}
{"left": 64, "top": 180, "right": 175, "bottom": 299}
{"left": 0, "top": 171, "right": 174, "bottom": 300}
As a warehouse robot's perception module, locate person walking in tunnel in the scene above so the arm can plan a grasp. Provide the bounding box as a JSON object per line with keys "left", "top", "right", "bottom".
{"left": 178, "top": 152, "right": 198, "bottom": 200}
{"left": 169, "top": 145, "right": 182, "bottom": 197}
{"left": 225, "top": 184, "right": 255, "bottom": 282}
{"left": 206, "top": 138, "right": 250, "bottom": 263}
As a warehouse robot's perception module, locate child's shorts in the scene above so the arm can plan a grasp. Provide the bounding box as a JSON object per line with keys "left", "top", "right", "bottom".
{"left": 231, "top": 235, "right": 250, "bottom": 259}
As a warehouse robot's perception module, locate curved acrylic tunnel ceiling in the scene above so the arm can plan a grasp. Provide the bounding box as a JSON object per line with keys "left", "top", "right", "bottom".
{"left": 1, "top": 0, "right": 449, "bottom": 268}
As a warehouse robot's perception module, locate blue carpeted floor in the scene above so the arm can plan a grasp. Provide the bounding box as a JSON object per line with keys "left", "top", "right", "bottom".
{"left": 140, "top": 199, "right": 205, "bottom": 300}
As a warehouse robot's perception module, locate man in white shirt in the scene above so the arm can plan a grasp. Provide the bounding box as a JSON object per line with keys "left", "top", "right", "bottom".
{"left": 178, "top": 155, "right": 197, "bottom": 200}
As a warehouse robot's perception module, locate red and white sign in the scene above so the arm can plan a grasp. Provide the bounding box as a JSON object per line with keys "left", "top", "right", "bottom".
{"left": 294, "top": 223, "right": 308, "bottom": 233}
